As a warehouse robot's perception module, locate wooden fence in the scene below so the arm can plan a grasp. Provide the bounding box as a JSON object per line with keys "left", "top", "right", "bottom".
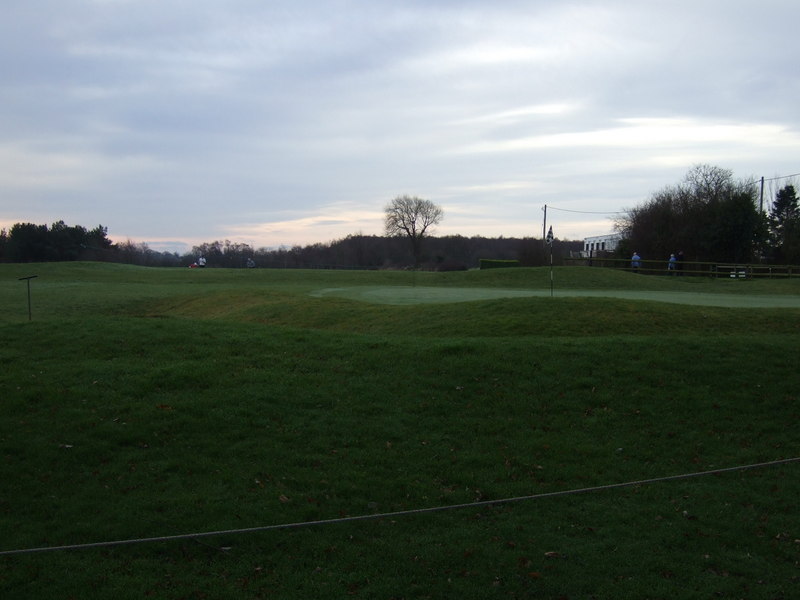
{"left": 563, "top": 257, "right": 800, "bottom": 278}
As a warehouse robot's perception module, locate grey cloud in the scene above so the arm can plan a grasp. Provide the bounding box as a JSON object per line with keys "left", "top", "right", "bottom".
{"left": 1, "top": 0, "right": 798, "bottom": 246}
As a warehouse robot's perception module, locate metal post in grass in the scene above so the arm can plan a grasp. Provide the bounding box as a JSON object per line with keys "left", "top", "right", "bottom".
{"left": 18, "top": 275, "right": 38, "bottom": 321}
{"left": 546, "top": 226, "right": 554, "bottom": 297}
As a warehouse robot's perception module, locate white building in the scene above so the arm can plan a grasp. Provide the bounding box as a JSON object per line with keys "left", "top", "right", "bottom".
{"left": 582, "top": 233, "right": 622, "bottom": 257}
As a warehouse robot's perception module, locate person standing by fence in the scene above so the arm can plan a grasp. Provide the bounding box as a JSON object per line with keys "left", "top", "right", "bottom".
{"left": 631, "top": 252, "right": 641, "bottom": 273}
{"left": 668, "top": 253, "right": 677, "bottom": 274}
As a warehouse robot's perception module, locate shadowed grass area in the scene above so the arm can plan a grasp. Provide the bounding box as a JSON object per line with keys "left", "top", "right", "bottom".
{"left": 1, "top": 263, "right": 799, "bottom": 599}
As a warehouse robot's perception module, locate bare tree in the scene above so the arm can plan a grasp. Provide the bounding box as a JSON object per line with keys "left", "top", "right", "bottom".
{"left": 384, "top": 195, "right": 443, "bottom": 266}
{"left": 682, "top": 164, "right": 736, "bottom": 203}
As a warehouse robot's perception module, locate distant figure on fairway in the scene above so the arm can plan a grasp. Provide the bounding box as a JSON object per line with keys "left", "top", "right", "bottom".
{"left": 668, "top": 253, "right": 677, "bottom": 274}
{"left": 676, "top": 250, "right": 684, "bottom": 275}
{"left": 631, "top": 252, "right": 641, "bottom": 273}
{"left": 197, "top": 256, "right": 207, "bottom": 268}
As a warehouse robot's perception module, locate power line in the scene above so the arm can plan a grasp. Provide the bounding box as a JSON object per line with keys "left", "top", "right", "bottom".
{"left": 546, "top": 206, "right": 627, "bottom": 215}
{"left": 549, "top": 172, "right": 798, "bottom": 215}
{"left": 763, "top": 172, "right": 800, "bottom": 182}
{"left": 0, "top": 456, "right": 796, "bottom": 557}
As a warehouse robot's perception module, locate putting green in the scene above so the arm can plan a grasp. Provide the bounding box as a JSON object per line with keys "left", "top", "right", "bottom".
{"left": 311, "top": 286, "right": 800, "bottom": 308}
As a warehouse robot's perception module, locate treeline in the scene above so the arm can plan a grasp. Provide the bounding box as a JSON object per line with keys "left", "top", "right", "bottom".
{"left": 0, "top": 221, "right": 116, "bottom": 263}
{"left": 192, "top": 235, "right": 577, "bottom": 270}
{"left": 616, "top": 164, "right": 800, "bottom": 265}
{"left": 0, "top": 221, "right": 185, "bottom": 266}
{"left": 0, "top": 222, "right": 579, "bottom": 269}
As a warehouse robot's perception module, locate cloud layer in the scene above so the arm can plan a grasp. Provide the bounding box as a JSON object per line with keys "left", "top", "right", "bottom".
{"left": 2, "top": 0, "right": 798, "bottom": 251}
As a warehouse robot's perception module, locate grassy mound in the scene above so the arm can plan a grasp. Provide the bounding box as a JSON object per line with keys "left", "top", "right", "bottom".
{"left": 1, "top": 263, "right": 798, "bottom": 599}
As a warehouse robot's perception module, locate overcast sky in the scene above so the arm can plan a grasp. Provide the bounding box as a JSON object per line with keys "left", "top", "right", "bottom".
{"left": 2, "top": 0, "right": 799, "bottom": 253}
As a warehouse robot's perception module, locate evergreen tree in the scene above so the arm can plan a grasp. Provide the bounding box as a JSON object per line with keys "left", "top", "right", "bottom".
{"left": 769, "top": 185, "right": 800, "bottom": 263}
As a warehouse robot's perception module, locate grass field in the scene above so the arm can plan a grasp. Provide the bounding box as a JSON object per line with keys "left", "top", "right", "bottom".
{"left": 1, "top": 263, "right": 799, "bottom": 599}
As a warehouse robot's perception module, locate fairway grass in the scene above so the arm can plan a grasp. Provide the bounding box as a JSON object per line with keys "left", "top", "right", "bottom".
{"left": 311, "top": 285, "right": 800, "bottom": 307}
{"left": 1, "top": 263, "right": 799, "bottom": 599}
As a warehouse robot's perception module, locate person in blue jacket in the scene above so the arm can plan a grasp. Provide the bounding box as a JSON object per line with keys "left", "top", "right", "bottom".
{"left": 631, "top": 252, "right": 641, "bottom": 273}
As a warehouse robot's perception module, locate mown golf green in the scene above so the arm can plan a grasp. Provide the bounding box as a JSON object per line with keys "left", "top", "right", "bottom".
{"left": 1, "top": 263, "right": 799, "bottom": 599}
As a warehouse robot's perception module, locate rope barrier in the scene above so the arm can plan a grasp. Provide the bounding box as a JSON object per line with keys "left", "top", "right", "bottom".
{"left": 1, "top": 457, "right": 797, "bottom": 557}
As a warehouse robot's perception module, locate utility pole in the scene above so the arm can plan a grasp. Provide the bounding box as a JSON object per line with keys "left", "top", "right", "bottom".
{"left": 759, "top": 176, "right": 765, "bottom": 213}
{"left": 542, "top": 205, "right": 547, "bottom": 246}
{"left": 546, "top": 226, "right": 554, "bottom": 297}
